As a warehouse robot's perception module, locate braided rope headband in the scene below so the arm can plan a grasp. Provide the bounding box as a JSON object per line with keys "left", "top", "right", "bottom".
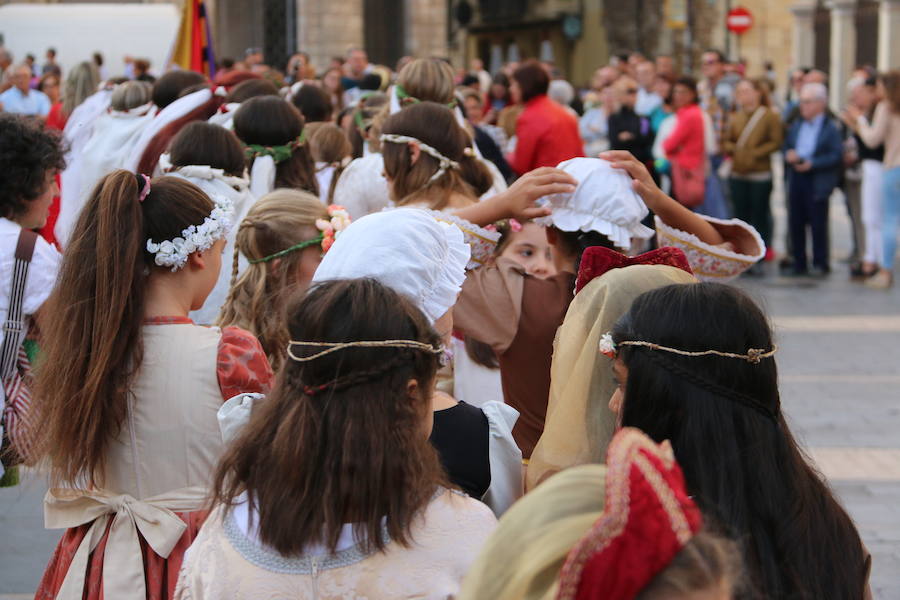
{"left": 287, "top": 340, "right": 443, "bottom": 363}
{"left": 244, "top": 131, "right": 307, "bottom": 164}
{"left": 599, "top": 333, "right": 780, "bottom": 422}
{"left": 380, "top": 133, "right": 461, "bottom": 183}
{"left": 599, "top": 333, "right": 777, "bottom": 364}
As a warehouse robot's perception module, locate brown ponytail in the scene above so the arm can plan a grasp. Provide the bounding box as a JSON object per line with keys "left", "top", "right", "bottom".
{"left": 33, "top": 172, "right": 215, "bottom": 487}
{"left": 309, "top": 123, "right": 352, "bottom": 204}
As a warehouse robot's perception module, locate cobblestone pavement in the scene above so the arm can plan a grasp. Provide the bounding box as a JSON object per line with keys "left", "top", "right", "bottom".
{"left": 2, "top": 191, "right": 899, "bottom": 598}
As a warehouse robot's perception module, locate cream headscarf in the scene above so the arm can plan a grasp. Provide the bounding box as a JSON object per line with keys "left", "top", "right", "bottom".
{"left": 526, "top": 265, "right": 697, "bottom": 491}
{"left": 458, "top": 464, "right": 606, "bottom": 600}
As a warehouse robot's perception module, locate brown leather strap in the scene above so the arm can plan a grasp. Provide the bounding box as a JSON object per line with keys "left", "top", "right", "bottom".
{"left": 14, "top": 229, "right": 38, "bottom": 264}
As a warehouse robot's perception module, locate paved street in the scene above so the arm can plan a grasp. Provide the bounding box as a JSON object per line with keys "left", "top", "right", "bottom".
{"left": 2, "top": 188, "right": 899, "bottom": 598}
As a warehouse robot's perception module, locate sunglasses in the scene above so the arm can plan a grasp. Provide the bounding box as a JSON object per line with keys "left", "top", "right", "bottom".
{"left": 625, "top": 88, "right": 638, "bottom": 94}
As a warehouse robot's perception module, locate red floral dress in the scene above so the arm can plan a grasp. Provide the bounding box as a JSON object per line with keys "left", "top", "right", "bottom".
{"left": 35, "top": 318, "right": 273, "bottom": 600}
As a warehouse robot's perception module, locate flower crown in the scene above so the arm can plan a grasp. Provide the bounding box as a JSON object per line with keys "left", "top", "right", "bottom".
{"left": 599, "top": 333, "right": 777, "bottom": 364}
{"left": 484, "top": 218, "right": 523, "bottom": 234}
{"left": 146, "top": 195, "right": 234, "bottom": 271}
{"left": 249, "top": 205, "right": 351, "bottom": 264}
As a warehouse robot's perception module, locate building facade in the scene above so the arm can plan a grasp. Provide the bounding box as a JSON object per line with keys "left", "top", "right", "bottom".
{"left": 210, "top": 0, "right": 447, "bottom": 75}
{"left": 791, "top": 0, "right": 899, "bottom": 108}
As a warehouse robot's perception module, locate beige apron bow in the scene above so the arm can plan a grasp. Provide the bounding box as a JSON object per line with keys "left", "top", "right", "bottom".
{"left": 44, "top": 486, "right": 207, "bottom": 600}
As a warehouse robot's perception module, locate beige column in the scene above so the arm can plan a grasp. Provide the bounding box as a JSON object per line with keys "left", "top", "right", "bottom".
{"left": 878, "top": 0, "right": 900, "bottom": 70}
{"left": 790, "top": 3, "right": 817, "bottom": 68}
{"left": 406, "top": 0, "right": 449, "bottom": 59}
{"left": 827, "top": 0, "right": 857, "bottom": 109}
{"left": 296, "top": 0, "right": 364, "bottom": 72}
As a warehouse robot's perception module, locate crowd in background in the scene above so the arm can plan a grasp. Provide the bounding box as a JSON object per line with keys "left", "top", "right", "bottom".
{"left": 0, "top": 38, "right": 892, "bottom": 600}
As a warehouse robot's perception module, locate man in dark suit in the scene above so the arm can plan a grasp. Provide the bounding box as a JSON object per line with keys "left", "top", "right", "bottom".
{"left": 784, "top": 82, "right": 844, "bottom": 276}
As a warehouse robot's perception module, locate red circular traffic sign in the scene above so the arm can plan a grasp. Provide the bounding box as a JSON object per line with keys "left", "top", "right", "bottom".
{"left": 726, "top": 7, "right": 753, "bottom": 35}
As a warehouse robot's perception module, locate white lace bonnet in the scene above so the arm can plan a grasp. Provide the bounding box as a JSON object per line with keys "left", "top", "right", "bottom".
{"left": 311, "top": 208, "right": 470, "bottom": 323}
{"left": 539, "top": 157, "right": 654, "bottom": 250}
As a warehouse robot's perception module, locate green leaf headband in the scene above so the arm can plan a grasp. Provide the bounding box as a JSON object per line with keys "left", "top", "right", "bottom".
{"left": 247, "top": 234, "right": 323, "bottom": 264}
{"left": 247, "top": 205, "right": 351, "bottom": 264}
{"left": 244, "top": 131, "right": 307, "bottom": 164}
{"left": 394, "top": 83, "right": 458, "bottom": 109}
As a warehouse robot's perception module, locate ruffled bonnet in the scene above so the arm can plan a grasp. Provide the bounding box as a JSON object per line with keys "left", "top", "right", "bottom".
{"left": 540, "top": 157, "right": 654, "bottom": 249}
{"left": 311, "top": 208, "right": 471, "bottom": 323}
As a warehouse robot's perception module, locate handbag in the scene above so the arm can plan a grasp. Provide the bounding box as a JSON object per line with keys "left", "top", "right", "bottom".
{"left": 0, "top": 228, "right": 38, "bottom": 473}
{"left": 720, "top": 107, "right": 767, "bottom": 180}
{"left": 671, "top": 161, "right": 706, "bottom": 208}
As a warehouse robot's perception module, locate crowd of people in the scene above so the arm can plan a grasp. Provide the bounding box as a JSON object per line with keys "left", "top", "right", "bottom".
{"left": 0, "top": 41, "right": 886, "bottom": 599}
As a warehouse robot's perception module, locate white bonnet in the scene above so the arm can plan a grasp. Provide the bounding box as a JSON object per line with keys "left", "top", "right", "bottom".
{"left": 540, "top": 157, "right": 654, "bottom": 249}
{"left": 312, "top": 208, "right": 471, "bottom": 324}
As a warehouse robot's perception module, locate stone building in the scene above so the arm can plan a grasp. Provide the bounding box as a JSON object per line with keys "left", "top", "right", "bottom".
{"left": 210, "top": 0, "right": 447, "bottom": 74}
{"left": 790, "top": 0, "right": 900, "bottom": 108}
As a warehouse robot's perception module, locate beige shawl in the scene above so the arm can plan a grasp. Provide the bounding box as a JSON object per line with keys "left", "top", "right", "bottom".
{"left": 526, "top": 265, "right": 697, "bottom": 491}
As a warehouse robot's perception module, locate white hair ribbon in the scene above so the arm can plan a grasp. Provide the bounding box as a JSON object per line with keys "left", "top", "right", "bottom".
{"left": 249, "top": 155, "right": 277, "bottom": 199}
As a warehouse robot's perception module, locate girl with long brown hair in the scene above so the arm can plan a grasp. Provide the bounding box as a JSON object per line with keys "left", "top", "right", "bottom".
{"left": 33, "top": 172, "right": 273, "bottom": 600}
{"left": 308, "top": 122, "right": 352, "bottom": 205}
{"left": 382, "top": 101, "right": 493, "bottom": 211}
{"left": 233, "top": 95, "right": 319, "bottom": 199}
{"left": 176, "top": 278, "right": 497, "bottom": 600}
{"left": 334, "top": 57, "right": 506, "bottom": 220}
{"left": 217, "top": 189, "right": 346, "bottom": 372}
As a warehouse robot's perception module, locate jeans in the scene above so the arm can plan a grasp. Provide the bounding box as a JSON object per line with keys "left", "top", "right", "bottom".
{"left": 882, "top": 166, "right": 900, "bottom": 270}
{"left": 730, "top": 177, "right": 773, "bottom": 247}
{"left": 788, "top": 172, "right": 830, "bottom": 272}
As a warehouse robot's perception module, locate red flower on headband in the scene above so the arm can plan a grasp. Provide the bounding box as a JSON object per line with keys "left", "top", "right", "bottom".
{"left": 556, "top": 428, "right": 703, "bottom": 600}
{"left": 575, "top": 246, "right": 693, "bottom": 293}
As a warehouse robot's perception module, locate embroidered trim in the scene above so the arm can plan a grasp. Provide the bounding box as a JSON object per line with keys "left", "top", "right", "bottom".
{"left": 223, "top": 508, "right": 389, "bottom": 574}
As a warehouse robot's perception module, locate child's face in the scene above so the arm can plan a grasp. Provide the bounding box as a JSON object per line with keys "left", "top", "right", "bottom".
{"left": 293, "top": 245, "right": 325, "bottom": 288}
{"left": 499, "top": 222, "right": 556, "bottom": 279}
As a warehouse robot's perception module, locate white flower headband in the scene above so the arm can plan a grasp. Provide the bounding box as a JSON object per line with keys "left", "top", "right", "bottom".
{"left": 380, "top": 133, "right": 460, "bottom": 183}
{"left": 146, "top": 195, "right": 235, "bottom": 271}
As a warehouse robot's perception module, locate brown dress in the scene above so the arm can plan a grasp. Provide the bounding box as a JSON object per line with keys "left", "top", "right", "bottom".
{"left": 454, "top": 258, "right": 575, "bottom": 459}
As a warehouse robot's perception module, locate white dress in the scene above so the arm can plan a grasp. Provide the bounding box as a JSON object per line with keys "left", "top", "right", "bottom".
{"left": 174, "top": 489, "right": 497, "bottom": 600}
{"left": 57, "top": 88, "right": 114, "bottom": 247}
{"left": 331, "top": 153, "right": 391, "bottom": 220}
{"left": 333, "top": 152, "right": 509, "bottom": 221}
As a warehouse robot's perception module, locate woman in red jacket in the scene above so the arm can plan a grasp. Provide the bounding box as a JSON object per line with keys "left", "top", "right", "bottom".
{"left": 507, "top": 61, "right": 583, "bottom": 175}
{"left": 663, "top": 77, "right": 706, "bottom": 207}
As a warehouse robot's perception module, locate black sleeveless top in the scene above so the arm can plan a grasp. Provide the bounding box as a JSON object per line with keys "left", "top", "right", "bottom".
{"left": 429, "top": 401, "right": 491, "bottom": 499}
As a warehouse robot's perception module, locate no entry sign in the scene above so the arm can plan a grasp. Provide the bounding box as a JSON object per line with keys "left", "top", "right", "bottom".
{"left": 726, "top": 7, "right": 753, "bottom": 35}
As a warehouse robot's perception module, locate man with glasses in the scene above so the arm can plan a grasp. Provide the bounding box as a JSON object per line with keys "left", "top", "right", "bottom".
{"left": 784, "top": 83, "right": 844, "bottom": 277}
{"left": 0, "top": 64, "right": 50, "bottom": 117}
